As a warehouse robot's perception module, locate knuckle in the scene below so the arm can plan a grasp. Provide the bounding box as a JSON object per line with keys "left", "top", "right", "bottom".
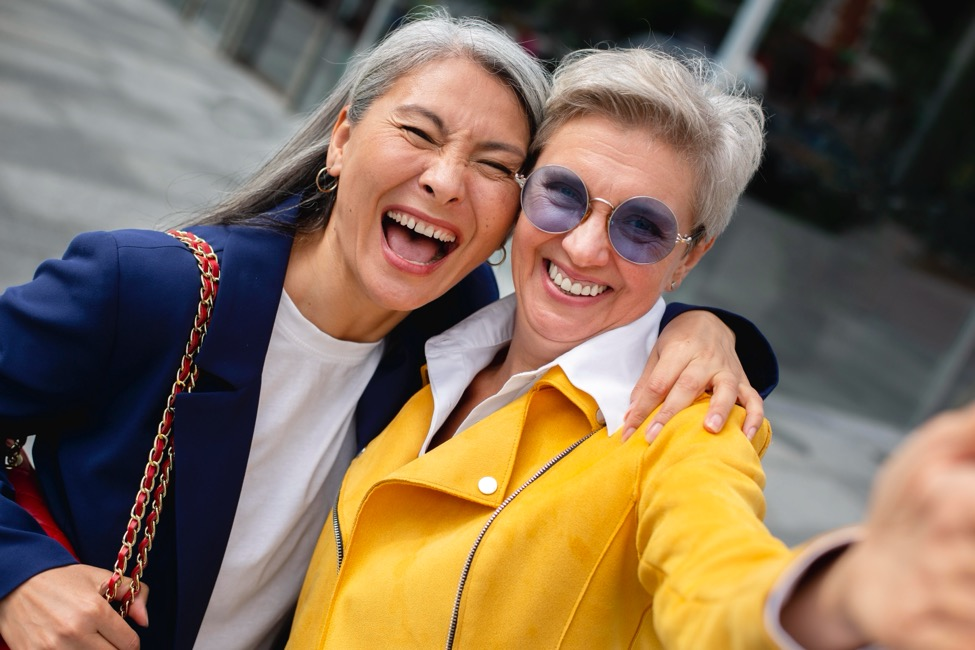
{"left": 711, "top": 372, "right": 738, "bottom": 388}
{"left": 34, "top": 637, "right": 63, "bottom": 650}
{"left": 656, "top": 406, "right": 678, "bottom": 422}
{"left": 625, "top": 407, "right": 648, "bottom": 424}
{"left": 673, "top": 373, "right": 705, "bottom": 393}
{"left": 641, "top": 376, "right": 671, "bottom": 399}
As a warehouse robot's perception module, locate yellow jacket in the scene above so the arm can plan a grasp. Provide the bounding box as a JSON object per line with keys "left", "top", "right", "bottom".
{"left": 289, "top": 367, "right": 800, "bottom": 649}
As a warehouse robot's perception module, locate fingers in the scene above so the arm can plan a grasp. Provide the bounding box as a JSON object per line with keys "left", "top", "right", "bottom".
{"left": 905, "top": 400, "right": 975, "bottom": 463}
{"left": 734, "top": 384, "right": 765, "bottom": 439}
{"left": 124, "top": 584, "right": 150, "bottom": 629}
{"left": 838, "top": 412, "right": 975, "bottom": 649}
{"left": 631, "top": 373, "right": 765, "bottom": 444}
{"left": 637, "top": 372, "right": 710, "bottom": 444}
{"left": 632, "top": 309, "right": 760, "bottom": 443}
{"left": 103, "top": 576, "right": 149, "bottom": 629}
{"left": 703, "top": 370, "right": 765, "bottom": 437}
{"left": 700, "top": 371, "right": 739, "bottom": 433}
{"left": 621, "top": 350, "right": 664, "bottom": 441}
{"left": 622, "top": 356, "right": 691, "bottom": 442}
{"left": 96, "top": 600, "right": 142, "bottom": 650}
{"left": 0, "top": 565, "right": 142, "bottom": 650}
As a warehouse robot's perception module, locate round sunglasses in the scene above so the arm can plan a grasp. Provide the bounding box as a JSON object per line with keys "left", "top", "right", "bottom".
{"left": 515, "top": 165, "right": 698, "bottom": 265}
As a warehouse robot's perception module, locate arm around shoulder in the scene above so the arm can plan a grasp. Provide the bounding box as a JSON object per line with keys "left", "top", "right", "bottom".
{"left": 661, "top": 302, "right": 778, "bottom": 397}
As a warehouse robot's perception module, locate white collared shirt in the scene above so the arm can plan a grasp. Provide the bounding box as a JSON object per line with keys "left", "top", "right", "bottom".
{"left": 419, "top": 294, "right": 666, "bottom": 453}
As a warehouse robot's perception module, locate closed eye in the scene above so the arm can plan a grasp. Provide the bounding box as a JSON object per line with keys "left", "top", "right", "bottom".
{"left": 477, "top": 159, "right": 516, "bottom": 177}
{"left": 402, "top": 125, "right": 436, "bottom": 144}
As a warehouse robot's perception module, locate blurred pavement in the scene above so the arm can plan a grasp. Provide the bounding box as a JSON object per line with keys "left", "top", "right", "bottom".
{"left": 2, "top": 0, "right": 964, "bottom": 546}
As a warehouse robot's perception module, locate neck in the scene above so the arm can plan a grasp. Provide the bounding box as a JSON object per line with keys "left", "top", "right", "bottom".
{"left": 284, "top": 229, "right": 408, "bottom": 343}
{"left": 434, "top": 317, "right": 570, "bottom": 449}
{"left": 449, "top": 326, "right": 567, "bottom": 434}
{"left": 497, "top": 320, "right": 571, "bottom": 380}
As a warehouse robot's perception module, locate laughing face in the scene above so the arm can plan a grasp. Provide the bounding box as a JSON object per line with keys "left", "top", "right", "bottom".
{"left": 510, "top": 114, "right": 713, "bottom": 361}
{"left": 319, "top": 57, "right": 530, "bottom": 321}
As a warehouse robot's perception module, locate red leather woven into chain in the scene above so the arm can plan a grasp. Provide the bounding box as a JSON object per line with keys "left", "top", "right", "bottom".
{"left": 103, "top": 230, "right": 220, "bottom": 617}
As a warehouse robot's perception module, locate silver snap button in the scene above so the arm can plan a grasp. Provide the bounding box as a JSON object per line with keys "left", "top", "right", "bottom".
{"left": 595, "top": 409, "right": 606, "bottom": 426}
{"left": 478, "top": 476, "right": 498, "bottom": 495}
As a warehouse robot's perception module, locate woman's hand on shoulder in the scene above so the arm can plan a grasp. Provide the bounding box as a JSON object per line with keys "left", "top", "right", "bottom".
{"left": 622, "top": 309, "right": 764, "bottom": 443}
{"left": 0, "top": 564, "right": 148, "bottom": 649}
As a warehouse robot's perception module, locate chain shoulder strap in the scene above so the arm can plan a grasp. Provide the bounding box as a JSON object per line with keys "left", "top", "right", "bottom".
{"left": 103, "top": 229, "right": 220, "bottom": 617}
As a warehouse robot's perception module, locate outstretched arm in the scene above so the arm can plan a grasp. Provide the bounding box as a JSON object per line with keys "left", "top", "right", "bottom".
{"left": 622, "top": 303, "right": 778, "bottom": 442}
{"left": 778, "top": 400, "right": 975, "bottom": 649}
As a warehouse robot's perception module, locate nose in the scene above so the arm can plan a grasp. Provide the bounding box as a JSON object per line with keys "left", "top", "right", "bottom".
{"left": 561, "top": 203, "right": 613, "bottom": 268}
{"left": 418, "top": 154, "right": 465, "bottom": 205}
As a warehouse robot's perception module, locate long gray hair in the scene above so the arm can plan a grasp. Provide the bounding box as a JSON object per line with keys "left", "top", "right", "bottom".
{"left": 191, "top": 7, "right": 551, "bottom": 232}
{"left": 530, "top": 47, "right": 765, "bottom": 241}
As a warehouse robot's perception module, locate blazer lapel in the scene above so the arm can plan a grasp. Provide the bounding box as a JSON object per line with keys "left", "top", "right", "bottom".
{"left": 170, "top": 222, "right": 293, "bottom": 649}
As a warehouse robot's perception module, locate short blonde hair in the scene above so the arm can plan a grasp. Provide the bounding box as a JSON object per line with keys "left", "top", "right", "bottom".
{"left": 531, "top": 48, "right": 765, "bottom": 240}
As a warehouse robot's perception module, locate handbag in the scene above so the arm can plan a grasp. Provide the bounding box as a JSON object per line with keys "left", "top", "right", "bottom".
{"left": 1, "top": 229, "right": 220, "bottom": 646}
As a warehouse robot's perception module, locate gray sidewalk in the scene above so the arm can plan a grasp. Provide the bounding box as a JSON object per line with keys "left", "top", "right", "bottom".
{"left": 0, "top": 0, "right": 298, "bottom": 288}
{"left": 0, "top": 0, "right": 937, "bottom": 546}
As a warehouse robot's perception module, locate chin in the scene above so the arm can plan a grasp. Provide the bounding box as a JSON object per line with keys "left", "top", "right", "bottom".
{"left": 525, "top": 310, "right": 595, "bottom": 346}
{"left": 372, "top": 278, "right": 446, "bottom": 313}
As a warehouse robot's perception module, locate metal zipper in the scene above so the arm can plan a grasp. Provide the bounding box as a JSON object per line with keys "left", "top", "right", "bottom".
{"left": 444, "top": 428, "right": 599, "bottom": 650}
{"left": 332, "top": 490, "right": 344, "bottom": 574}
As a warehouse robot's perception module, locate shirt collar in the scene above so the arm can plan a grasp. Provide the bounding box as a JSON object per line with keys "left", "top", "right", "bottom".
{"left": 422, "top": 294, "right": 664, "bottom": 450}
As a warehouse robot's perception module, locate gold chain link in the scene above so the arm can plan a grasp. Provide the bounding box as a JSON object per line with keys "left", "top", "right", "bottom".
{"left": 103, "top": 230, "right": 220, "bottom": 616}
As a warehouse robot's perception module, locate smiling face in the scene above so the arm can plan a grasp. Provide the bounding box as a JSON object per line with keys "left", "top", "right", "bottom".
{"left": 321, "top": 57, "right": 530, "bottom": 316}
{"left": 510, "top": 114, "right": 713, "bottom": 361}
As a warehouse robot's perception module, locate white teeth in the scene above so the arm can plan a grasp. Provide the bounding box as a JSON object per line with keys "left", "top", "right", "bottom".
{"left": 386, "top": 211, "right": 456, "bottom": 243}
{"left": 547, "top": 262, "right": 607, "bottom": 296}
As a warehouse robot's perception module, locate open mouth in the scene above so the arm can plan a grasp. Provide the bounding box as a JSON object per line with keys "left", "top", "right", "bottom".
{"left": 383, "top": 210, "right": 458, "bottom": 264}
{"left": 547, "top": 261, "right": 609, "bottom": 296}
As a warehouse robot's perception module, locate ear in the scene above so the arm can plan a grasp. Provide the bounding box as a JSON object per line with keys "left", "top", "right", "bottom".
{"left": 669, "top": 236, "right": 715, "bottom": 289}
{"left": 325, "top": 105, "right": 353, "bottom": 176}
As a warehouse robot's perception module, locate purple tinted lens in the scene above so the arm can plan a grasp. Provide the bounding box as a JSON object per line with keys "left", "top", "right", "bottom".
{"left": 521, "top": 166, "right": 587, "bottom": 233}
{"left": 609, "top": 197, "right": 678, "bottom": 264}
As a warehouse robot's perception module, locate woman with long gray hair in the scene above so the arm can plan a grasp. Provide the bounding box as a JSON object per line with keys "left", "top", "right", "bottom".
{"left": 0, "top": 9, "right": 774, "bottom": 649}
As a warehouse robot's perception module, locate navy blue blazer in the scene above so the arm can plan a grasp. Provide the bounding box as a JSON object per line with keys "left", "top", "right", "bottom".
{"left": 0, "top": 218, "right": 777, "bottom": 648}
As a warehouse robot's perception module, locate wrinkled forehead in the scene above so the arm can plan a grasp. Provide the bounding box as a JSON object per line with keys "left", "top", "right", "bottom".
{"left": 356, "top": 55, "right": 534, "bottom": 131}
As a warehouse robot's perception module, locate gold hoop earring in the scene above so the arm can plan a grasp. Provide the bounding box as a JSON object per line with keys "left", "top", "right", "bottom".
{"left": 488, "top": 246, "right": 508, "bottom": 267}
{"left": 315, "top": 167, "right": 338, "bottom": 194}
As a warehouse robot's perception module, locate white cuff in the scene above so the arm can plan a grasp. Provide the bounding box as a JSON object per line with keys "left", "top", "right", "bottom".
{"left": 764, "top": 526, "right": 874, "bottom": 649}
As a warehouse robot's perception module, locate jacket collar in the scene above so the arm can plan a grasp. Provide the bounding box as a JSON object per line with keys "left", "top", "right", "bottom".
{"left": 384, "top": 367, "right": 605, "bottom": 509}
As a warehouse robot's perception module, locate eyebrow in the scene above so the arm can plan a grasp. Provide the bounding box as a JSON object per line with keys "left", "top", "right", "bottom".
{"left": 396, "top": 104, "right": 526, "bottom": 158}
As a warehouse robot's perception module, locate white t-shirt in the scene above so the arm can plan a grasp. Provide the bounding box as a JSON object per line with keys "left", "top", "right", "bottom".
{"left": 194, "top": 291, "right": 383, "bottom": 650}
